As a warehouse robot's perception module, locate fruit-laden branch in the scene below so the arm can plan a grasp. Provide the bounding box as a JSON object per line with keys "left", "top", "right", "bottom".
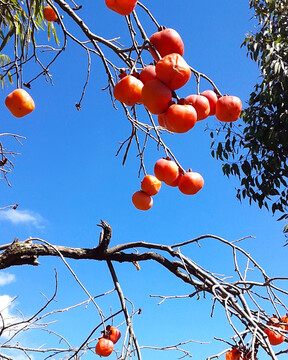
{"left": 1, "top": 0, "right": 232, "bottom": 180}
{"left": 1, "top": 221, "right": 287, "bottom": 359}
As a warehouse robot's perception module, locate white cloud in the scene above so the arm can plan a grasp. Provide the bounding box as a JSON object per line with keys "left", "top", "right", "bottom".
{"left": 0, "top": 295, "right": 18, "bottom": 330}
{"left": 0, "top": 273, "right": 15, "bottom": 286}
{"left": 0, "top": 295, "right": 25, "bottom": 340}
{"left": 0, "top": 209, "right": 45, "bottom": 229}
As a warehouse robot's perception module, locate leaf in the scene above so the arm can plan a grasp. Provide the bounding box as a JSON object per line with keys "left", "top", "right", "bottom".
{"left": 241, "top": 160, "right": 251, "bottom": 176}
{"left": 0, "top": 27, "right": 15, "bottom": 52}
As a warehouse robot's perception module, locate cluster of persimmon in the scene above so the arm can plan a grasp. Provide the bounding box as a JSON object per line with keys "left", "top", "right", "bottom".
{"left": 263, "top": 315, "right": 288, "bottom": 346}
{"left": 95, "top": 325, "right": 121, "bottom": 357}
{"left": 132, "top": 157, "right": 204, "bottom": 210}
{"left": 113, "top": 26, "right": 242, "bottom": 133}
{"left": 225, "top": 316, "right": 288, "bottom": 360}
{"left": 109, "top": 12, "right": 241, "bottom": 210}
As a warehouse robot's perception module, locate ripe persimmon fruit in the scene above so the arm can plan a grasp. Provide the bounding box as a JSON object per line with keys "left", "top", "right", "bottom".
{"left": 215, "top": 95, "right": 242, "bottom": 122}
{"left": 139, "top": 65, "right": 157, "bottom": 84}
{"left": 43, "top": 6, "right": 58, "bottom": 22}
{"left": 141, "top": 175, "right": 161, "bottom": 196}
{"left": 185, "top": 94, "right": 210, "bottom": 121}
{"left": 154, "top": 158, "right": 179, "bottom": 185}
{"left": 5, "top": 89, "right": 35, "bottom": 118}
{"left": 264, "top": 317, "right": 285, "bottom": 346}
{"left": 105, "top": 0, "right": 137, "bottom": 15}
{"left": 113, "top": 75, "right": 143, "bottom": 106}
{"left": 281, "top": 314, "right": 288, "bottom": 330}
{"left": 105, "top": 325, "right": 121, "bottom": 344}
{"left": 142, "top": 79, "right": 172, "bottom": 115}
{"left": 163, "top": 104, "right": 197, "bottom": 133}
{"left": 178, "top": 171, "right": 204, "bottom": 195}
{"left": 155, "top": 53, "right": 191, "bottom": 90}
{"left": 201, "top": 90, "right": 218, "bottom": 116}
{"left": 149, "top": 28, "right": 184, "bottom": 61}
{"left": 95, "top": 337, "right": 114, "bottom": 357}
{"left": 132, "top": 191, "right": 153, "bottom": 210}
{"left": 225, "top": 348, "right": 245, "bottom": 360}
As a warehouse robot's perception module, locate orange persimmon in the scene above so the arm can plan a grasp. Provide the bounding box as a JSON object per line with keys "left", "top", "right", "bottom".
{"left": 113, "top": 75, "right": 143, "bottom": 106}
{"left": 132, "top": 191, "right": 153, "bottom": 210}
{"left": 5, "top": 89, "right": 35, "bottom": 118}
{"left": 105, "top": 0, "right": 137, "bottom": 15}
{"left": 155, "top": 53, "right": 191, "bottom": 90}
{"left": 141, "top": 175, "right": 161, "bottom": 196}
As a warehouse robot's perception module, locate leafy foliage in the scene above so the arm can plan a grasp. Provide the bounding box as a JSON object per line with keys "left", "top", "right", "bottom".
{"left": 0, "top": 0, "right": 59, "bottom": 88}
{"left": 210, "top": 0, "right": 288, "bottom": 220}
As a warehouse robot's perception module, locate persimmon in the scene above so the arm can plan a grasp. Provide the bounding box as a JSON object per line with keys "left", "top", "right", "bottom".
{"left": 154, "top": 158, "right": 179, "bottom": 185}
{"left": 155, "top": 53, "right": 191, "bottom": 90}
{"left": 264, "top": 317, "right": 285, "bottom": 346}
{"left": 215, "top": 95, "right": 242, "bottom": 122}
{"left": 225, "top": 348, "right": 245, "bottom": 360}
{"left": 132, "top": 191, "right": 153, "bottom": 210}
{"left": 201, "top": 90, "right": 218, "bottom": 116}
{"left": 139, "top": 65, "right": 157, "bottom": 84}
{"left": 185, "top": 94, "right": 210, "bottom": 120}
{"left": 141, "top": 175, "right": 161, "bottom": 196}
{"left": 113, "top": 75, "right": 143, "bottom": 106}
{"left": 163, "top": 104, "right": 197, "bottom": 133}
{"left": 5, "top": 89, "right": 35, "bottom": 118}
{"left": 95, "top": 338, "right": 114, "bottom": 357}
{"left": 43, "top": 5, "right": 58, "bottom": 22}
{"left": 149, "top": 28, "right": 184, "bottom": 61}
{"left": 106, "top": 325, "right": 121, "bottom": 344}
{"left": 281, "top": 314, "right": 288, "bottom": 330}
{"left": 105, "top": 0, "right": 137, "bottom": 15}
{"left": 141, "top": 79, "right": 172, "bottom": 115}
{"left": 178, "top": 170, "right": 204, "bottom": 195}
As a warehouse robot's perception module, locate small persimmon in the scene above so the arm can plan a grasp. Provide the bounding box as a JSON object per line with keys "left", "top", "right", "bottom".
{"left": 141, "top": 79, "right": 172, "bottom": 115}
{"left": 141, "top": 175, "right": 161, "bottom": 196}
{"left": 105, "top": 325, "right": 121, "bottom": 344}
{"left": 225, "top": 348, "right": 245, "bottom": 360}
{"left": 178, "top": 170, "right": 204, "bottom": 195}
{"left": 201, "top": 90, "right": 218, "bottom": 116}
{"left": 43, "top": 6, "right": 58, "bottom": 22}
{"left": 113, "top": 75, "right": 143, "bottom": 106}
{"left": 149, "top": 28, "right": 184, "bottom": 61}
{"left": 154, "top": 158, "right": 179, "bottom": 185}
{"left": 163, "top": 104, "right": 197, "bottom": 133}
{"left": 132, "top": 191, "right": 153, "bottom": 210}
{"left": 281, "top": 314, "right": 288, "bottom": 330}
{"left": 264, "top": 317, "right": 285, "bottom": 346}
{"left": 5, "top": 89, "right": 35, "bottom": 118}
{"left": 155, "top": 53, "right": 191, "bottom": 90}
{"left": 95, "top": 338, "right": 114, "bottom": 357}
{"left": 105, "top": 0, "right": 137, "bottom": 15}
{"left": 139, "top": 65, "right": 157, "bottom": 84}
{"left": 215, "top": 95, "right": 242, "bottom": 122}
{"left": 185, "top": 94, "right": 210, "bottom": 121}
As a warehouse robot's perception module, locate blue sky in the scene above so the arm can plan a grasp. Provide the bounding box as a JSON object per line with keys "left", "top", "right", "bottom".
{"left": 0, "top": 1, "right": 287, "bottom": 359}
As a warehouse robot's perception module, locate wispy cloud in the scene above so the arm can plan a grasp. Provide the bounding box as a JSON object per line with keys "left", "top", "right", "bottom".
{"left": 0, "top": 209, "right": 45, "bottom": 229}
{"left": 0, "top": 272, "right": 15, "bottom": 286}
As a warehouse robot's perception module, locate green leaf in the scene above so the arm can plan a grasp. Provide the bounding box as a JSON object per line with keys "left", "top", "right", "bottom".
{"left": 0, "top": 27, "right": 15, "bottom": 52}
